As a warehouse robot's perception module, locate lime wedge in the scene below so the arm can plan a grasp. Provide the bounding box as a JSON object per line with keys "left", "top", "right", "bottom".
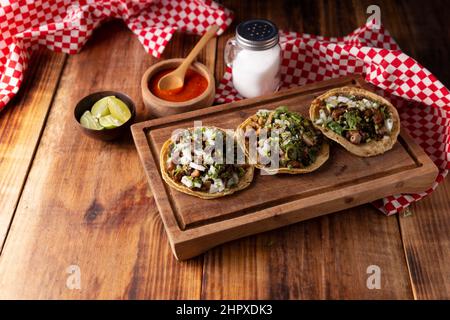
{"left": 99, "top": 115, "right": 123, "bottom": 129}
{"left": 80, "top": 110, "right": 103, "bottom": 130}
{"left": 108, "top": 97, "right": 131, "bottom": 123}
{"left": 91, "top": 96, "right": 113, "bottom": 118}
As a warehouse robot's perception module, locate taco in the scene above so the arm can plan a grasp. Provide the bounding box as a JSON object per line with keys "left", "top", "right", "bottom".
{"left": 236, "top": 106, "right": 330, "bottom": 174}
{"left": 160, "top": 126, "right": 254, "bottom": 199}
{"left": 309, "top": 87, "right": 400, "bottom": 157}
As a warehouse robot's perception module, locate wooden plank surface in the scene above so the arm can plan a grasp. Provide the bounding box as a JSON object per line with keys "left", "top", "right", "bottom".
{"left": 359, "top": 0, "right": 450, "bottom": 299}
{"left": 202, "top": 205, "right": 413, "bottom": 299}
{"left": 0, "top": 21, "right": 209, "bottom": 299}
{"left": 395, "top": 0, "right": 450, "bottom": 300}
{"left": 0, "top": 50, "right": 66, "bottom": 250}
{"left": 0, "top": 0, "right": 448, "bottom": 299}
{"left": 200, "top": 0, "right": 414, "bottom": 299}
{"left": 399, "top": 178, "right": 450, "bottom": 299}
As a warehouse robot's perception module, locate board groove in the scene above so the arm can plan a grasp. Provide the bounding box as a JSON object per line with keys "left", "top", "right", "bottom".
{"left": 183, "top": 158, "right": 419, "bottom": 230}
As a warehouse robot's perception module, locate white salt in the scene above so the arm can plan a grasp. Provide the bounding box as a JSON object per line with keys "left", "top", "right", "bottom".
{"left": 232, "top": 45, "right": 281, "bottom": 98}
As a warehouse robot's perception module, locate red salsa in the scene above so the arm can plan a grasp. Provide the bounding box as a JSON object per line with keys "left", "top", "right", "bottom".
{"left": 149, "top": 68, "right": 208, "bottom": 102}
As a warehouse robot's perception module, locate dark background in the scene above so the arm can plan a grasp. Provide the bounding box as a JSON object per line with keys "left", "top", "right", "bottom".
{"left": 218, "top": 0, "right": 450, "bottom": 87}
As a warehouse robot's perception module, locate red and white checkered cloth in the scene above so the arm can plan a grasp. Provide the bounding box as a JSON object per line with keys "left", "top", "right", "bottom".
{"left": 216, "top": 21, "right": 450, "bottom": 215}
{"left": 0, "top": 0, "right": 233, "bottom": 110}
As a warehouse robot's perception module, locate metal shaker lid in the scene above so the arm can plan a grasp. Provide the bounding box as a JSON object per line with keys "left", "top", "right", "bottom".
{"left": 235, "top": 19, "right": 279, "bottom": 51}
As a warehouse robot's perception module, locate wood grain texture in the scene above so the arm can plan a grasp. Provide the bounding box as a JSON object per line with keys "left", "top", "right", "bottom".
{"left": 202, "top": 205, "right": 413, "bottom": 299}
{"left": 399, "top": 178, "right": 450, "bottom": 299}
{"left": 0, "top": 21, "right": 209, "bottom": 299}
{"left": 354, "top": 0, "right": 450, "bottom": 299}
{"left": 391, "top": 0, "right": 450, "bottom": 299}
{"left": 199, "top": 0, "right": 414, "bottom": 299}
{"left": 0, "top": 50, "right": 66, "bottom": 251}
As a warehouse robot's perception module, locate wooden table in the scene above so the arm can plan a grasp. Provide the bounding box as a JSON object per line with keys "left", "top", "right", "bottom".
{"left": 0, "top": 0, "right": 449, "bottom": 299}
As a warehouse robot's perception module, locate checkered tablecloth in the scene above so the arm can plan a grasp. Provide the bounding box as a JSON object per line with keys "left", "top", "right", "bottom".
{"left": 2, "top": 2, "right": 448, "bottom": 215}
{"left": 216, "top": 21, "right": 450, "bottom": 215}
{"left": 0, "top": 0, "right": 233, "bottom": 110}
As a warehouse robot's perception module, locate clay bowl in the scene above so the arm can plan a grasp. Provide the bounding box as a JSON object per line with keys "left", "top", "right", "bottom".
{"left": 141, "top": 58, "right": 215, "bottom": 118}
{"left": 74, "top": 91, "right": 136, "bottom": 141}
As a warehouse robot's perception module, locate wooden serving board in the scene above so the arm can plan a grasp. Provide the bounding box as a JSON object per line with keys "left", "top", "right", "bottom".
{"left": 131, "top": 75, "right": 438, "bottom": 260}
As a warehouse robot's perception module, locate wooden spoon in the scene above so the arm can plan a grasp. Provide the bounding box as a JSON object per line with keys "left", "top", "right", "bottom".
{"left": 158, "top": 24, "right": 219, "bottom": 92}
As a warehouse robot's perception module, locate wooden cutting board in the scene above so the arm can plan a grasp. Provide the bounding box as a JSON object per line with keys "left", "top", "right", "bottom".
{"left": 131, "top": 75, "right": 438, "bottom": 260}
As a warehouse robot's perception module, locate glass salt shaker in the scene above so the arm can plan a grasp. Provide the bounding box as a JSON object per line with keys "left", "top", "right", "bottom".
{"left": 225, "top": 19, "right": 281, "bottom": 98}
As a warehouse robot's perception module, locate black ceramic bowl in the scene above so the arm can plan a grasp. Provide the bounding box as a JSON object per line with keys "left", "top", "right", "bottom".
{"left": 74, "top": 91, "right": 136, "bottom": 141}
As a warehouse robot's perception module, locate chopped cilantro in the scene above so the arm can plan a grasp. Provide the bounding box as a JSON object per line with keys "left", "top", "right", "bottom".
{"left": 327, "top": 121, "right": 344, "bottom": 136}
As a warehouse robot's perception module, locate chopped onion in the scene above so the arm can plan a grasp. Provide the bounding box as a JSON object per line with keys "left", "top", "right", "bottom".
{"left": 203, "top": 154, "right": 214, "bottom": 165}
{"left": 325, "top": 96, "right": 337, "bottom": 105}
{"left": 204, "top": 128, "right": 217, "bottom": 141}
{"left": 209, "top": 178, "right": 225, "bottom": 193}
{"left": 180, "top": 154, "right": 191, "bottom": 165}
{"left": 257, "top": 109, "right": 270, "bottom": 117}
{"left": 337, "top": 96, "right": 350, "bottom": 103}
{"left": 385, "top": 118, "right": 393, "bottom": 132}
{"left": 190, "top": 162, "right": 206, "bottom": 171}
{"left": 208, "top": 166, "right": 217, "bottom": 176}
{"left": 181, "top": 176, "right": 193, "bottom": 188}
{"left": 193, "top": 181, "right": 202, "bottom": 188}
